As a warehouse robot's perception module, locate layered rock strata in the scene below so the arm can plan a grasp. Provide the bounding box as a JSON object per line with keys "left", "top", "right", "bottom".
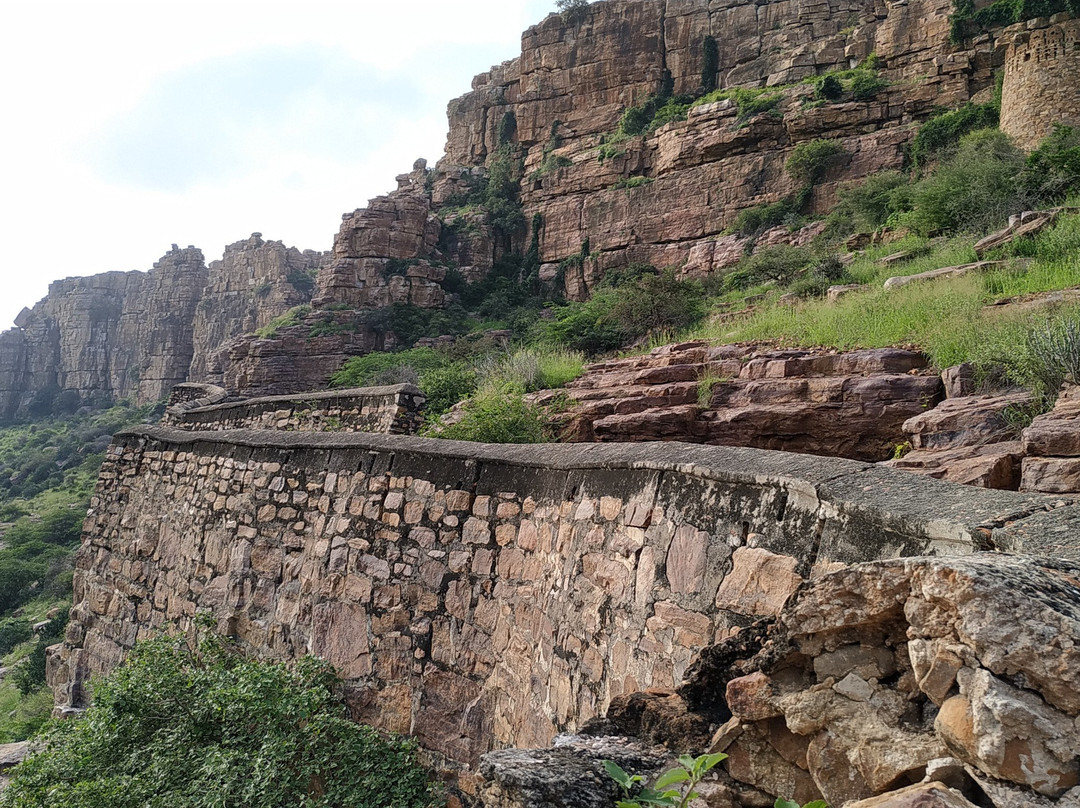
{"left": 0, "top": 235, "right": 324, "bottom": 417}
{"left": 545, "top": 342, "right": 943, "bottom": 461}
{"left": 0, "top": 247, "right": 207, "bottom": 417}
{"left": 188, "top": 233, "right": 328, "bottom": 380}
{"left": 48, "top": 427, "right": 1076, "bottom": 775}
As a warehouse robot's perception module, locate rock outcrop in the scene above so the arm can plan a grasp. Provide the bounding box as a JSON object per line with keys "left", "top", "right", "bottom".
{"left": 0, "top": 247, "right": 207, "bottom": 418}
{"left": 189, "top": 233, "right": 328, "bottom": 381}
{"left": 49, "top": 425, "right": 1074, "bottom": 763}
{"left": 5, "top": 0, "right": 1080, "bottom": 410}
{"left": 480, "top": 554, "right": 1080, "bottom": 807}
{"left": 545, "top": 342, "right": 942, "bottom": 462}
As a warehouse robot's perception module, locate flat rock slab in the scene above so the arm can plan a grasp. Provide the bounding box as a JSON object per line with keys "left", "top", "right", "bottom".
{"left": 884, "top": 261, "right": 1009, "bottom": 291}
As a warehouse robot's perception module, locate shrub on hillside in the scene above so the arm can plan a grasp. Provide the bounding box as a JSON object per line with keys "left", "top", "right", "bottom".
{"left": 825, "top": 171, "right": 909, "bottom": 235}
{"left": 996, "top": 315, "right": 1080, "bottom": 407}
{"left": 723, "top": 246, "right": 816, "bottom": 291}
{"left": 903, "top": 128, "right": 1025, "bottom": 235}
{"left": 609, "top": 269, "right": 706, "bottom": 337}
{"left": 815, "top": 75, "right": 844, "bottom": 102}
{"left": 475, "top": 346, "right": 585, "bottom": 397}
{"left": 0, "top": 631, "right": 436, "bottom": 808}
{"left": 908, "top": 102, "right": 1000, "bottom": 169}
{"left": 435, "top": 394, "right": 550, "bottom": 444}
{"left": 785, "top": 139, "right": 846, "bottom": 186}
{"left": 1021, "top": 123, "right": 1080, "bottom": 202}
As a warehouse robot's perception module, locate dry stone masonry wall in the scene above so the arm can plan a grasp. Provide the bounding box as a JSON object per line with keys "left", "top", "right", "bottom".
{"left": 49, "top": 428, "right": 1078, "bottom": 771}
{"left": 161, "top": 385, "right": 426, "bottom": 435}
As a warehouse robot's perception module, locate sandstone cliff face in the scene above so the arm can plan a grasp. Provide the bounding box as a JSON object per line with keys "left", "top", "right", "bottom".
{"left": 5, "top": 0, "right": 1080, "bottom": 409}
{"left": 435, "top": 0, "right": 988, "bottom": 293}
{"left": 0, "top": 235, "right": 324, "bottom": 418}
{"left": 189, "top": 233, "right": 328, "bottom": 381}
{"left": 0, "top": 247, "right": 207, "bottom": 418}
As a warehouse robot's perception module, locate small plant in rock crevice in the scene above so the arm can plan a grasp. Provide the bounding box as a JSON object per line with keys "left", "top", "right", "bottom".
{"left": 604, "top": 753, "right": 728, "bottom": 808}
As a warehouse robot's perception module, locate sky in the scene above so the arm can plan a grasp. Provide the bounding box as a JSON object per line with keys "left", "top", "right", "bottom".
{"left": 0, "top": 0, "right": 555, "bottom": 329}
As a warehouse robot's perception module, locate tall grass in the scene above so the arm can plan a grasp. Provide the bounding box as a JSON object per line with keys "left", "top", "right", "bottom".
{"left": 475, "top": 346, "right": 585, "bottom": 397}
{"left": 698, "top": 211, "right": 1080, "bottom": 374}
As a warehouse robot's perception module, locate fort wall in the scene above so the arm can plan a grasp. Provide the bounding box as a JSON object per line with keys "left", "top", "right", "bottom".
{"left": 48, "top": 427, "right": 1070, "bottom": 768}
{"left": 1001, "top": 15, "right": 1080, "bottom": 150}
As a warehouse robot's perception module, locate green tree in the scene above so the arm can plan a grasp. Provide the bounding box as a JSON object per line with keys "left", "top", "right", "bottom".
{"left": 556, "top": 0, "right": 590, "bottom": 23}
{"left": 0, "top": 632, "right": 437, "bottom": 808}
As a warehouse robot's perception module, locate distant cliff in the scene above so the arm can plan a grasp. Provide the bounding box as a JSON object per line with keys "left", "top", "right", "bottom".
{"left": 0, "top": 237, "right": 327, "bottom": 419}
{"left": 2, "top": 1, "right": 1078, "bottom": 413}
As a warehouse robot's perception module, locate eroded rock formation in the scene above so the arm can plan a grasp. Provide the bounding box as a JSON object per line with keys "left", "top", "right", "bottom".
{"left": 547, "top": 342, "right": 943, "bottom": 461}
{"left": 481, "top": 554, "right": 1080, "bottom": 807}
{"left": 0, "top": 247, "right": 207, "bottom": 418}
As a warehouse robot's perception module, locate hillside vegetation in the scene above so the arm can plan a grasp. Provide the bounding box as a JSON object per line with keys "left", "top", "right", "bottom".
{"left": 0, "top": 404, "right": 156, "bottom": 742}
{"left": 333, "top": 118, "right": 1080, "bottom": 442}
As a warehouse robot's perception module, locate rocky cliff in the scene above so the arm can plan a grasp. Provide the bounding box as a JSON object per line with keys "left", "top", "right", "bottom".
{"left": 0, "top": 237, "right": 325, "bottom": 420}
{"left": 5, "top": 1, "right": 1078, "bottom": 412}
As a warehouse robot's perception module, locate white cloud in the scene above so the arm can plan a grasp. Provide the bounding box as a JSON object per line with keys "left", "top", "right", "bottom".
{"left": 0, "top": 0, "right": 555, "bottom": 326}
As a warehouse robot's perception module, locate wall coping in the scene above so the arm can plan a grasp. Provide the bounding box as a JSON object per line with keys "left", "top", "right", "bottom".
{"left": 119, "top": 425, "right": 1078, "bottom": 557}
{"left": 174, "top": 384, "right": 422, "bottom": 417}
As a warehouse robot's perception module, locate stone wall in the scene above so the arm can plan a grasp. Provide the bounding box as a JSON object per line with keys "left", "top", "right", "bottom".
{"left": 1001, "top": 15, "right": 1080, "bottom": 150}
{"left": 161, "top": 385, "right": 426, "bottom": 435}
{"left": 49, "top": 427, "right": 1074, "bottom": 769}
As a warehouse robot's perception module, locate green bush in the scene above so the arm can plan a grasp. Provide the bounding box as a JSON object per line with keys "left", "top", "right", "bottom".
{"left": 0, "top": 632, "right": 436, "bottom": 808}
{"left": 815, "top": 75, "right": 844, "bottom": 101}
{"left": 951, "top": 0, "right": 1078, "bottom": 42}
{"left": 435, "top": 394, "right": 550, "bottom": 444}
{"left": 693, "top": 87, "right": 783, "bottom": 124}
{"left": 418, "top": 365, "right": 477, "bottom": 416}
{"left": 785, "top": 139, "right": 845, "bottom": 186}
{"left": 903, "top": 128, "right": 1025, "bottom": 235}
{"left": 723, "top": 246, "right": 816, "bottom": 291}
{"left": 825, "top": 171, "right": 909, "bottom": 236}
{"left": 1021, "top": 124, "right": 1080, "bottom": 202}
{"left": 994, "top": 315, "right": 1080, "bottom": 407}
{"left": 541, "top": 290, "right": 626, "bottom": 354}
{"left": 255, "top": 305, "right": 311, "bottom": 339}
{"left": 0, "top": 619, "right": 32, "bottom": 657}
{"left": 909, "top": 102, "right": 1000, "bottom": 169}
{"left": 849, "top": 68, "right": 887, "bottom": 100}
{"left": 610, "top": 269, "right": 706, "bottom": 336}
{"left": 731, "top": 197, "right": 800, "bottom": 236}
{"left": 331, "top": 348, "right": 478, "bottom": 416}
{"left": 13, "top": 613, "right": 67, "bottom": 696}
{"left": 331, "top": 348, "right": 449, "bottom": 389}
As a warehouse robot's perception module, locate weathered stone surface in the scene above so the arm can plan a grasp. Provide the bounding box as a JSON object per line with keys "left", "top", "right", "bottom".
{"left": 901, "top": 393, "right": 1030, "bottom": 451}
{"left": 936, "top": 668, "right": 1079, "bottom": 796}
{"left": 163, "top": 385, "right": 425, "bottom": 436}
{"left": 886, "top": 442, "right": 1024, "bottom": 490}
{"left": 0, "top": 742, "right": 28, "bottom": 771}
{"left": 884, "top": 262, "right": 1008, "bottom": 291}
{"left": 673, "top": 554, "right": 1080, "bottom": 805}
{"left": 1001, "top": 15, "right": 1080, "bottom": 151}
{"left": 844, "top": 781, "right": 981, "bottom": 808}
{"left": 50, "top": 428, "right": 1071, "bottom": 766}
{"left": 189, "top": 233, "right": 326, "bottom": 381}
{"left": 714, "top": 548, "right": 802, "bottom": 618}
{"left": 479, "top": 736, "right": 669, "bottom": 808}
{"left": 553, "top": 344, "right": 941, "bottom": 461}
{"left": 1023, "top": 386, "right": 1080, "bottom": 458}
